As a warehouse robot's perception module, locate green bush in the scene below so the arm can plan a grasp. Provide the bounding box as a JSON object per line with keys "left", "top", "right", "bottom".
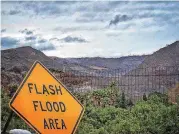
{"left": 1, "top": 87, "right": 179, "bottom": 134}
{"left": 76, "top": 91, "right": 179, "bottom": 134}
{"left": 1, "top": 89, "right": 34, "bottom": 132}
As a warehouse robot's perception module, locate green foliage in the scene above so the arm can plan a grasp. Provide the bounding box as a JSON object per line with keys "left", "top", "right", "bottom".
{"left": 1, "top": 86, "right": 179, "bottom": 134}
{"left": 118, "top": 92, "right": 126, "bottom": 108}
{"left": 1, "top": 89, "right": 34, "bottom": 132}
{"left": 76, "top": 91, "right": 179, "bottom": 134}
{"left": 176, "top": 95, "right": 179, "bottom": 105}
{"left": 131, "top": 95, "right": 179, "bottom": 134}
{"left": 1, "top": 89, "right": 11, "bottom": 129}
{"left": 127, "top": 99, "right": 134, "bottom": 107}
{"left": 148, "top": 92, "right": 168, "bottom": 104}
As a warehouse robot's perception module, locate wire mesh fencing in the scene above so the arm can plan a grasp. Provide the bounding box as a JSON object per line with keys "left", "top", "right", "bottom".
{"left": 54, "top": 66, "right": 179, "bottom": 102}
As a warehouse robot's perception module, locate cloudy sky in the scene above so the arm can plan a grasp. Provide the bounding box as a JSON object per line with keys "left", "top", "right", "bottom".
{"left": 1, "top": 1, "right": 179, "bottom": 57}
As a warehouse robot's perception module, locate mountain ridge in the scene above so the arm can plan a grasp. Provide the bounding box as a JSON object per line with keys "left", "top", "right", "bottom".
{"left": 1, "top": 40, "right": 179, "bottom": 92}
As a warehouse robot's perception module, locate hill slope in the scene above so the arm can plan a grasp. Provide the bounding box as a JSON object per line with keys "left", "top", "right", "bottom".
{"left": 1, "top": 46, "right": 63, "bottom": 90}
{"left": 138, "top": 41, "right": 179, "bottom": 68}
{"left": 1, "top": 46, "right": 146, "bottom": 91}
{"left": 1, "top": 46, "right": 62, "bottom": 71}
{"left": 120, "top": 41, "right": 179, "bottom": 99}
{"left": 51, "top": 56, "right": 147, "bottom": 71}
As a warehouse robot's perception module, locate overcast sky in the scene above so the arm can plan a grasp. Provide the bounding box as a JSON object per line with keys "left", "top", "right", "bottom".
{"left": 1, "top": 1, "right": 179, "bottom": 57}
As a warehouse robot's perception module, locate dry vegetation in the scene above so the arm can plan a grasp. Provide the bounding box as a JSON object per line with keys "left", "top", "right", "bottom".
{"left": 168, "top": 83, "right": 179, "bottom": 103}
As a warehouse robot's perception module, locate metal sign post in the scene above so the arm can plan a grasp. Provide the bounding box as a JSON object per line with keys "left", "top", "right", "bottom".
{"left": 1, "top": 111, "right": 14, "bottom": 134}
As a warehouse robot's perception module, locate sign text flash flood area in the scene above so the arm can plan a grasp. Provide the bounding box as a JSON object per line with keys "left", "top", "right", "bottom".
{"left": 29, "top": 83, "right": 66, "bottom": 129}
{"left": 9, "top": 61, "right": 84, "bottom": 134}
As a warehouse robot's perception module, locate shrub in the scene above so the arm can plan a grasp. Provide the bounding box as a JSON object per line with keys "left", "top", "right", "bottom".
{"left": 1, "top": 89, "right": 34, "bottom": 132}
{"left": 76, "top": 92, "right": 179, "bottom": 134}
{"left": 148, "top": 92, "right": 168, "bottom": 104}
{"left": 9, "top": 66, "right": 21, "bottom": 74}
{"left": 7, "top": 84, "right": 18, "bottom": 97}
{"left": 1, "top": 87, "right": 179, "bottom": 134}
{"left": 143, "top": 93, "right": 147, "bottom": 101}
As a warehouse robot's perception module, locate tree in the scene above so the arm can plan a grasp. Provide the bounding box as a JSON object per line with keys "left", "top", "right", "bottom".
{"left": 127, "top": 99, "right": 134, "bottom": 107}
{"left": 116, "top": 92, "right": 126, "bottom": 108}
{"left": 120, "top": 92, "right": 126, "bottom": 108}
{"left": 143, "top": 93, "right": 147, "bottom": 101}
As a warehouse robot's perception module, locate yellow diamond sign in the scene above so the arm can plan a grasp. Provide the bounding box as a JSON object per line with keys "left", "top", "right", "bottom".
{"left": 9, "top": 61, "right": 84, "bottom": 134}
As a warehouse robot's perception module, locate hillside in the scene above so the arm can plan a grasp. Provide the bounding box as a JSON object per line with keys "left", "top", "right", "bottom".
{"left": 51, "top": 56, "right": 147, "bottom": 71}
{"left": 138, "top": 41, "right": 179, "bottom": 68}
{"left": 120, "top": 41, "right": 179, "bottom": 99}
{"left": 1, "top": 46, "right": 145, "bottom": 91}
{"left": 1, "top": 46, "right": 62, "bottom": 71}
{"left": 1, "top": 41, "right": 179, "bottom": 93}
{"left": 1, "top": 46, "right": 146, "bottom": 73}
{"left": 1, "top": 46, "right": 63, "bottom": 90}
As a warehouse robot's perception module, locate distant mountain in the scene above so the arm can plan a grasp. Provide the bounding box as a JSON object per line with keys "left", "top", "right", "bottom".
{"left": 1, "top": 46, "right": 147, "bottom": 92}
{"left": 2, "top": 41, "right": 179, "bottom": 93}
{"left": 1, "top": 46, "right": 62, "bottom": 72}
{"left": 51, "top": 56, "right": 147, "bottom": 72}
{"left": 50, "top": 56, "right": 93, "bottom": 72}
{"left": 1, "top": 46, "right": 147, "bottom": 73}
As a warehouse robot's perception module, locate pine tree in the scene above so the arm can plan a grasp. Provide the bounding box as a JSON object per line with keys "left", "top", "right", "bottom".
{"left": 143, "top": 93, "right": 147, "bottom": 101}
{"left": 128, "top": 99, "right": 133, "bottom": 107}
{"left": 120, "top": 92, "right": 126, "bottom": 108}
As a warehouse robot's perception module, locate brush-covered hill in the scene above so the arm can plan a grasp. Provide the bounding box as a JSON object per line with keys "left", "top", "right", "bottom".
{"left": 120, "top": 41, "right": 179, "bottom": 99}
{"left": 1, "top": 46, "right": 146, "bottom": 91}
{"left": 1, "top": 46, "right": 63, "bottom": 90}
{"left": 1, "top": 46, "right": 147, "bottom": 73}
{"left": 1, "top": 46, "right": 62, "bottom": 71}
{"left": 138, "top": 41, "right": 179, "bottom": 68}
{"left": 51, "top": 56, "right": 147, "bottom": 71}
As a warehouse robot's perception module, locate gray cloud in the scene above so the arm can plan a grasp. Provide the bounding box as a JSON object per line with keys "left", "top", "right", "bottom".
{"left": 53, "top": 26, "right": 103, "bottom": 33}
{"left": 28, "top": 38, "right": 56, "bottom": 51}
{"left": 1, "top": 1, "right": 179, "bottom": 56}
{"left": 26, "top": 31, "right": 33, "bottom": 35}
{"left": 23, "top": 38, "right": 56, "bottom": 51}
{"left": 9, "top": 10, "right": 21, "bottom": 15}
{"left": 50, "top": 37, "right": 60, "bottom": 41}
{"left": 20, "top": 29, "right": 33, "bottom": 35}
{"left": 25, "top": 36, "right": 37, "bottom": 41}
{"left": 1, "top": 37, "right": 19, "bottom": 49}
{"left": 60, "top": 36, "right": 88, "bottom": 43}
{"left": 1, "top": 30, "right": 56, "bottom": 51}
{"left": 34, "top": 43, "right": 55, "bottom": 51}
{"left": 1, "top": 10, "right": 21, "bottom": 15}
{"left": 1, "top": 10, "right": 6, "bottom": 15}
{"left": 22, "top": 1, "right": 63, "bottom": 16}
{"left": 3, "top": 1, "right": 178, "bottom": 26}
{"left": 38, "top": 39, "right": 47, "bottom": 43}
{"left": 22, "top": 40, "right": 56, "bottom": 51}
{"left": 109, "top": 14, "right": 132, "bottom": 26}
{"left": 1, "top": 29, "right": 6, "bottom": 33}
{"left": 20, "top": 28, "right": 56, "bottom": 51}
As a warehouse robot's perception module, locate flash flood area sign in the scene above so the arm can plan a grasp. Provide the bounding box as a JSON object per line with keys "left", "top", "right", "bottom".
{"left": 9, "top": 61, "right": 84, "bottom": 134}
